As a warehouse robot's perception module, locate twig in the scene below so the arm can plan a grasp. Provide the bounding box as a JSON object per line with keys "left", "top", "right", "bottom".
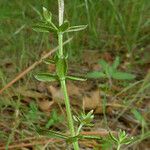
{"left": 0, "top": 38, "right": 72, "bottom": 95}
{"left": 0, "top": 139, "right": 62, "bottom": 150}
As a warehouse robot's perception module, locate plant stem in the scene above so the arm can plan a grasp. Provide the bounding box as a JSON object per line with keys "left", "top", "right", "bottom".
{"left": 58, "top": 1, "right": 79, "bottom": 149}
{"left": 58, "top": 28, "right": 79, "bottom": 150}
{"left": 60, "top": 79, "right": 79, "bottom": 150}
{"left": 58, "top": 32, "right": 63, "bottom": 57}
{"left": 58, "top": 0, "right": 64, "bottom": 26}
{"left": 117, "top": 144, "right": 121, "bottom": 150}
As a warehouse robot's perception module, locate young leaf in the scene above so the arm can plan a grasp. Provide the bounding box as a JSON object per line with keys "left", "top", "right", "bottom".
{"left": 87, "top": 71, "right": 106, "bottom": 79}
{"left": 33, "top": 23, "right": 57, "bottom": 33}
{"left": 112, "top": 56, "right": 120, "bottom": 69}
{"left": 59, "top": 20, "right": 70, "bottom": 32}
{"left": 73, "top": 115, "right": 80, "bottom": 122}
{"left": 132, "top": 109, "right": 146, "bottom": 125}
{"left": 43, "top": 7, "right": 52, "bottom": 23}
{"left": 86, "top": 110, "right": 94, "bottom": 119}
{"left": 99, "top": 59, "right": 109, "bottom": 72}
{"left": 112, "top": 71, "right": 135, "bottom": 80}
{"left": 45, "top": 119, "right": 55, "bottom": 129}
{"left": 35, "top": 73, "right": 58, "bottom": 82}
{"left": 109, "top": 132, "right": 118, "bottom": 143}
{"left": 66, "top": 76, "right": 87, "bottom": 81}
{"left": 108, "top": 66, "right": 115, "bottom": 77}
{"left": 97, "top": 59, "right": 115, "bottom": 79}
{"left": 65, "top": 25, "right": 87, "bottom": 33}
{"left": 79, "top": 110, "right": 94, "bottom": 126}
{"left": 45, "top": 110, "right": 63, "bottom": 128}
{"left": 29, "top": 101, "right": 38, "bottom": 112}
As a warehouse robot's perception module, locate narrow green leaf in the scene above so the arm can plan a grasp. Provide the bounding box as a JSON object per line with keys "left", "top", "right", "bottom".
{"left": 33, "top": 25, "right": 49, "bottom": 33}
{"left": 87, "top": 71, "right": 106, "bottom": 79}
{"left": 109, "top": 132, "right": 118, "bottom": 143}
{"left": 33, "top": 23, "right": 57, "bottom": 33}
{"left": 121, "top": 138, "right": 133, "bottom": 145}
{"left": 66, "top": 76, "right": 87, "bottom": 81}
{"left": 45, "top": 110, "right": 63, "bottom": 128}
{"left": 43, "top": 59, "right": 55, "bottom": 64}
{"left": 112, "top": 71, "right": 135, "bottom": 80}
{"left": 43, "top": 7, "right": 52, "bottom": 23}
{"left": 29, "top": 101, "right": 38, "bottom": 112}
{"left": 112, "top": 56, "right": 120, "bottom": 69}
{"left": 34, "top": 73, "right": 58, "bottom": 82}
{"left": 99, "top": 59, "right": 109, "bottom": 71}
{"left": 86, "top": 110, "right": 94, "bottom": 119}
{"left": 37, "top": 128, "right": 68, "bottom": 140}
{"left": 132, "top": 109, "right": 146, "bottom": 125}
{"left": 108, "top": 66, "right": 115, "bottom": 77}
{"left": 65, "top": 25, "right": 87, "bottom": 33}
{"left": 73, "top": 115, "right": 80, "bottom": 122}
{"left": 59, "top": 20, "right": 70, "bottom": 32}
{"left": 79, "top": 135, "right": 102, "bottom": 141}
{"left": 45, "top": 119, "right": 55, "bottom": 129}
{"left": 47, "top": 130, "right": 68, "bottom": 139}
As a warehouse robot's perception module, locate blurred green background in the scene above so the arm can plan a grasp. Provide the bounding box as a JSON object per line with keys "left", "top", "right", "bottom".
{"left": 0, "top": 0, "right": 149, "bottom": 84}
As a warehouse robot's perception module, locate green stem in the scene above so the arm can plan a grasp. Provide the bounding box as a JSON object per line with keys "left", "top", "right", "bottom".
{"left": 60, "top": 79, "right": 79, "bottom": 150}
{"left": 58, "top": 1, "right": 79, "bottom": 149}
{"left": 58, "top": 32, "right": 63, "bottom": 57}
{"left": 117, "top": 144, "right": 121, "bottom": 150}
{"left": 58, "top": 28, "right": 79, "bottom": 150}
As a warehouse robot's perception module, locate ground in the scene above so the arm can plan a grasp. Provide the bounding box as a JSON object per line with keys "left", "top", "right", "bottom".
{"left": 0, "top": 0, "right": 150, "bottom": 149}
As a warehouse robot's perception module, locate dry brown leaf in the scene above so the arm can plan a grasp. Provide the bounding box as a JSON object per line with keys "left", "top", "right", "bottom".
{"left": 82, "top": 50, "right": 101, "bottom": 66}
{"left": 37, "top": 82, "right": 47, "bottom": 93}
{"left": 48, "top": 86, "right": 64, "bottom": 104}
{"left": 48, "top": 84, "right": 83, "bottom": 107}
{"left": 67, "top": 81, "right": 81, "bottom": 96}
{"left": 101, "top": 52, "right": 113, "bottom": 62}
{"left": 83, "top": 89, "right": 102, "bottom": 113}
{"left": 38, "top": 100, "right": 54, "bottom": 112}
{"left": 92, "top": 63, "right": 101, "bottom": 71}
{"left": 47, "top": 64, "right": 56, "bottom": 73}
{"left": 10, "top": 86, "right": 47, "bottom": 99}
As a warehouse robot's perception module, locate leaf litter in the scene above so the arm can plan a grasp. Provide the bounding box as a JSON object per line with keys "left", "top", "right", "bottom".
{"left": 0, "top": 50, "right": 150, "bottom": 149}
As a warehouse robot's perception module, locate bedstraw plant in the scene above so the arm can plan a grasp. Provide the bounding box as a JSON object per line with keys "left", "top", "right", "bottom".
{"left": 109, "top": 130, "right": 134, "bottom": 150}
{"left": 32, "top": 0, "right": 97, "bottom": 149}
{"left": 32, "top": 1, "right": 134, "bottom": 149}
{"left": 87, "top": 56, "right": 135, "bottom": 86}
